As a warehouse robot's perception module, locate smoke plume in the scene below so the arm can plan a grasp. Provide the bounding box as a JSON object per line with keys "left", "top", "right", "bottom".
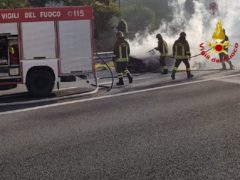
{"left": 129, "top": 0, "right": 240, "bottom": 69}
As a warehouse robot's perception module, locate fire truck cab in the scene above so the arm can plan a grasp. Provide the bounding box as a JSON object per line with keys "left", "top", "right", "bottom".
{"left": 0, "top": 6, "right": 95, "bottom": 96}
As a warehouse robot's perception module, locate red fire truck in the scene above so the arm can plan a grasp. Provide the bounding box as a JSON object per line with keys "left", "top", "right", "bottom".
{"left": 0, "top": 6, "right": 96, "bottom": 96}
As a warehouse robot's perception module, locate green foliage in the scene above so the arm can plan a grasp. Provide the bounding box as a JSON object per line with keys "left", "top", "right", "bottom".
{"left": 121, "top": 0, "right": 173, "bottom": 32}
{"left": 93, "top": 1, "right": 120, "bottom": 34}
{"left": 0, "top": 0, "right": 26, "bottom": 9}
{"left": 61, "top": 0, "right": 87, "bottom": 6}
{"left": 122, "top": 6, "right": 155, "bottom": 32}
{"left": 27, "top": 0, "right": 52, "bottom": 7}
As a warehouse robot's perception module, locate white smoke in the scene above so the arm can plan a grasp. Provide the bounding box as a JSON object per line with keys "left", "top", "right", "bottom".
{"left": 129, "top": 0, "right": 240, "bottom": 69}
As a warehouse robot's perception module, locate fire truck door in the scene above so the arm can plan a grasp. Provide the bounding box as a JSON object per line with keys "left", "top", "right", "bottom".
{"left": 8, "top": 37, "right": 19, "bottom": 65}
{"left": 59, "top": 20, "right": 93, "bottom": 74}
{"left": 0, "top": 36, "right": 8, "bottom": 65}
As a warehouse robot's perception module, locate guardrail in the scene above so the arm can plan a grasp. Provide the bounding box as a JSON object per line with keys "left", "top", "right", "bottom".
{"left": 95, "top": 52, "right": 115, "bottom": 63}
{"left": 94, "top": 51, "right": 175, "bottom": 73}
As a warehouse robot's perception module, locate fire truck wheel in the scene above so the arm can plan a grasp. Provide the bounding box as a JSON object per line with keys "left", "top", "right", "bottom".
{"left": 26, "top": 69, "right": 55, "bottom": 97}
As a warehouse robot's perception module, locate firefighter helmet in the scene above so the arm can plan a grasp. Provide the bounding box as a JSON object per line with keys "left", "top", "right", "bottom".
{"left": 116, "top": 31, "right": 124, "bottom": 38}
{"left": 180, "top": 32, "right": 186, "bottom": 37}
{"left": 156, "top": 33, "right": 162, "bottom": 39}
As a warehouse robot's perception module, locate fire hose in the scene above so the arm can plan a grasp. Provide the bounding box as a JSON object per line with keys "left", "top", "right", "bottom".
{"left": 95, "top": 53, "right": 114, "bottom": 92}
{"left": 148, "top": 48, "right": 212, "bottom": 59}
{"left": 94, "top": 47, "right": 214, "bottom": 91}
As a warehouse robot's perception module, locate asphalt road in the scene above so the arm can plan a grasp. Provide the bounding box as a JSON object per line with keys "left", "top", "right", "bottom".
{"left": 1, "top": 71, "right": 240, "bottom": 179}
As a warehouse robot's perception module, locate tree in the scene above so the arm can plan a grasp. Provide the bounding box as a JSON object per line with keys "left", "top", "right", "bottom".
{"left": 93, "top": 1, "right": 119, "bottom": 36}
{"left": 27, "top": 0, "right": 52, "bottom": 7}
{"left": 121, "top": 0, "right": 173, "bottom": 32}
{"left": 0, "top": 0, "right": 26, "bottom": 9}
{"left": 122, "top": 6, "right": 155, "bottom": 32}
{"left": 61, "top": 0, "right": 87, "bottom": 6}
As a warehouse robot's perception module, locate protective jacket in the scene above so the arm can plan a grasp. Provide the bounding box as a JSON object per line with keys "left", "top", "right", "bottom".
{"left": 173, "top": 37, "right": 191, "bottom": 59}
{"left": 113, "top": 38, "right": 130, "bottom": 62}
{"left": 156, "top": 39, "right": 168, "bottom": 56}
{"left": 222, "top": 35, "right": 229, "bottom": 52}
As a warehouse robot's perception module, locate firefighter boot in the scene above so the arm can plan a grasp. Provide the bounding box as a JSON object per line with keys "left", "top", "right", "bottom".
{"left": 187, "top": 71, "right": 194, "bottom": 79}
{"left": 229, "top": 61, "right": 234, "bottom": 70}
{"left": 127, "top": 73, "right": 133, "bottom": 84}
{"left": 116, "top": 78, "right": 124, "bottom": 86}
{"left": 171, "top": 70, "right": 176, "bottom": 80}
{"left": 221, "top": 63, "right": 227, "bottom": 70}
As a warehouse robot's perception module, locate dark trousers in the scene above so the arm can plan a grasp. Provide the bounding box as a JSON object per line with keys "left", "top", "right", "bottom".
{"left": 159, "top": 56, "right": 168, "bottom": 74}
{"left": 219, "top": 53, "right": 233, "bottom": 69}
{"left": 116, "top": 62, "right": 131, "bottom": 78}
{"left": 173, "top": 59, "right": 190, "bottom": 71}
{"left": 159, "top": 56, "right": 167, "bottom": 68}
{"left": 219, "top": 53, "right": 229, "bottom": 62}
{"left": 172, "top": 59, "right": 192, "bottom": 79}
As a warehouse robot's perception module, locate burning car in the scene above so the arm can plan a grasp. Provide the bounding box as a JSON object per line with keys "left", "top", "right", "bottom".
{"left": 128, "top": 49, "right": 174, "bottom": 73}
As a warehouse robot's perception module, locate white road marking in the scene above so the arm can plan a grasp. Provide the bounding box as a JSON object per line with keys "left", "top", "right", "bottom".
{"left": 1, "top": 74, "right": 240, "bottom": 116}
{"left": 57, "top": 86, "right": 81, "bottom": 91}
{"left": 0, "top": 88, "right": 99, "bottom": 107}
{"left": 0, "top": 77, "right": 153, "bottom": 106}
{"left": 99, "top": 76, "right": 152, "bottom": 85}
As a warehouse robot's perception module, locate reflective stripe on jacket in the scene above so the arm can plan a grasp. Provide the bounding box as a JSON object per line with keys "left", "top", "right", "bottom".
{"left": 173, "top": 38, "right": 191, "bottom": 59}
{"left": 117, "top": 44, "right": 129, "bottom": 62}
{"left": 113, "top": 38, "right": 130, "bottom": 62}
{"left": 157, "top": 40, "right": 168, "bottom": 56}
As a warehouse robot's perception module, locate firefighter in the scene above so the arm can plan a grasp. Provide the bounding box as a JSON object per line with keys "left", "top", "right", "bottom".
{"left": 113, "top": 31, "right": 133, "bottom": 85}
{"left": 171, "top": 32, "right": 193, "bottom": 80}
{"left": 219, "top": 29, "right": 234, "bottom": 70}
{"left": 155, "top": 33, "right": 169, "bottom": 74}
